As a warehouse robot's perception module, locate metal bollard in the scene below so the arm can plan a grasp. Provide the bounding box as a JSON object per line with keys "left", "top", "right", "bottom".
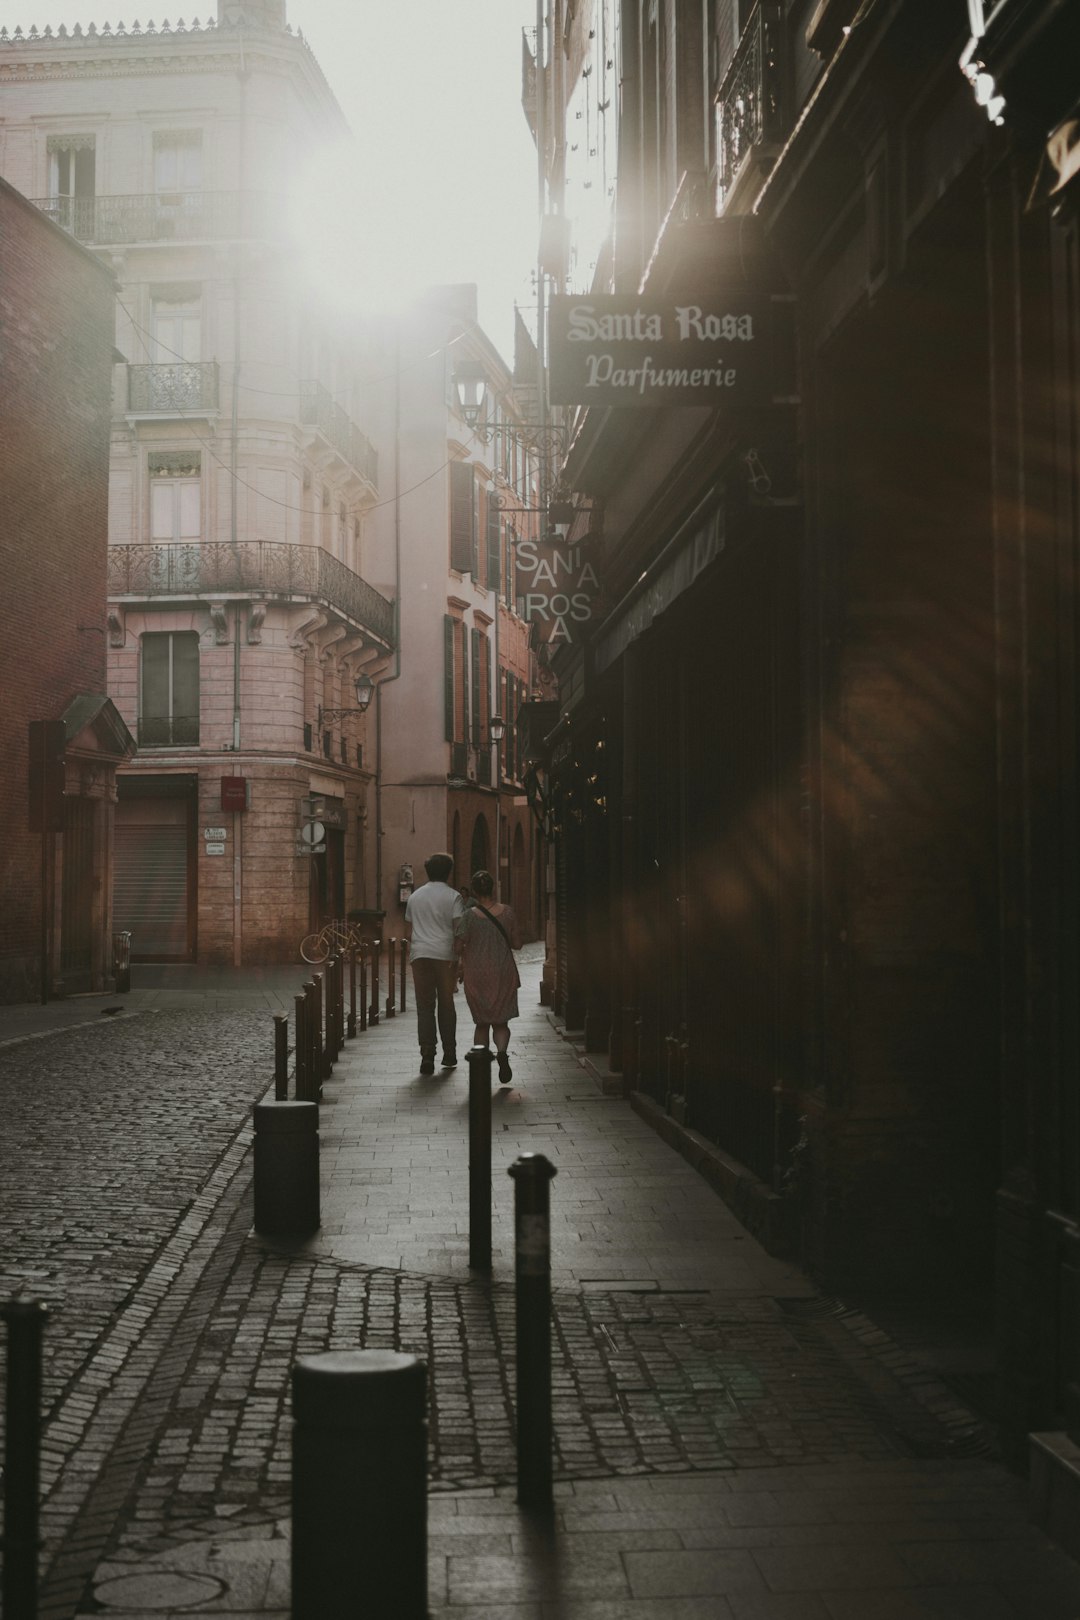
{"left": 303, "top": 982, "right": 318, "bottom": 1102}
{"left": 274, "top": 1013, "right": 289, "bottom": 1101}
{"left": 3, "top": 1296, "right": 46, "bottom": 1620}
{"left": 337, "top": 955, "right": 346, "bottom": 1050}
{"left": 295, "top": 993, "right": 308, "bottom": 1101}
{"left": 467, "top": 1046, "right": 493, "bottom": 1272}
{"left": 386, "top": 937, "right": 397, "bottom": 1020}
{"left": 400, "top": 937, "right": 408, "bottom": 1012}
{"left": 312, "top": 973, "right": 326, "bottom": 1089}
{"left": 253, "top": 1101, "right": 320, "bottom": 1237}
{"left": 368, "top": 939, "right": 381, "bottom": 1026}
{"left": 359, "top": 948, "right": 368, "bottom": 1033}
{"left": 112, "top": 929, "right": 131, "bottom": 995}
{"left": 348, "top": 946, "right": 357, "bottom": 1039}
{"left": 291, "top": 1350, "right": 427, "bottom": 1620}
{"left": 508, "top": 1153, "right": 558, "bottom": 1513}
{"left": 324, "top": 958, "right": 338, "bottom": 1072}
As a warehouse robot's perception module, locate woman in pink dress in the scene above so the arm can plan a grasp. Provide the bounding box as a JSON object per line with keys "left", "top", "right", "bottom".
{"left": 459, "top": 869, "right": 522, "bottom": 1083}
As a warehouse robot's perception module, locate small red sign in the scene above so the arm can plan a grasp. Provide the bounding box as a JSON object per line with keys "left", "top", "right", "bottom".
{"left": 221, "top": 776, "right": 247, "bottom": 812}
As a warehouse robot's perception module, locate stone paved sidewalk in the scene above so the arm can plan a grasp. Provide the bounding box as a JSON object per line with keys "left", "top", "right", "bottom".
{"left": 9, "top": 950, "right": 1080, "bottom": 1618}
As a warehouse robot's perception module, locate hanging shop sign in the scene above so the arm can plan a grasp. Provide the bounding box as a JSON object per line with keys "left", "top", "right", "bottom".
{"left": 516, "top": 539, "right": 602, "bottom": 647}
{"left": 548, "top": 293, "right": 770, "bottom": 408}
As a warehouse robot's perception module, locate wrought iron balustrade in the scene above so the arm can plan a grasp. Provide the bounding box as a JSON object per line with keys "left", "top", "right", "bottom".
{"left": 715, "top": 3, "right": 783, "bottom": 205}
{"left": 300, "top": 381, "right": 379, "bottom": 489}
{"left": 29, "top": 190, "right": 278, "bottom": 246}
{"left": 128, "top": 361, "right": 219, "bottom": 413}
{"left": 108, "top": 541, "right": 395, "bottom": 647}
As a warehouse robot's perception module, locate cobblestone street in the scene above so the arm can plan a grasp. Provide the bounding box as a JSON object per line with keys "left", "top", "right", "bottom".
{"left": 2, "top": 956, "right": 1080, "bottom": 1617}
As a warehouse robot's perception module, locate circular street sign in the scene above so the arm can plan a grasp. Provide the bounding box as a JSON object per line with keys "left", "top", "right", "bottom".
{"left": 301, "top": 821, "right": 326, "bottom": 847}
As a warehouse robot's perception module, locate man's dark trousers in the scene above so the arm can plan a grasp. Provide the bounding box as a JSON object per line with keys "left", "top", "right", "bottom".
{"left": 411, "top": 958, "right": 457, "bottom": 1060}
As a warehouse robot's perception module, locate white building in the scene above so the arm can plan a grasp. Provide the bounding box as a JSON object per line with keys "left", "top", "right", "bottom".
{"left": 0, "top": 0, "right": 393, "bottom": 965}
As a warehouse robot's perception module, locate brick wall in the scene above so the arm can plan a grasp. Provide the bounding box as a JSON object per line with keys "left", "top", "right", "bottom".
{"left": 0, "top": 180, "right": 116, "bottom": 1002}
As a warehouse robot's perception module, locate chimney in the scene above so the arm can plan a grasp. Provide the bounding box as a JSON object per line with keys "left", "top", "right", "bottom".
{"left": 217, "top": 0, "right": 287, "bottom": 27}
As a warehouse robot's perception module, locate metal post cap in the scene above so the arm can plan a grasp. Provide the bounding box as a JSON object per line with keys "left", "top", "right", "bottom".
{"left": 292, "top": 1350, "right": 426, "bottom": 1430}
{"left": 253, "top": 1100, "right": 319, "bottom": 1134}
{"left": 508, "top": 1152, "right": 558, "bottom": 1181}
{"left": 1, "top": 1296, "right": 47, "bottom": 1324}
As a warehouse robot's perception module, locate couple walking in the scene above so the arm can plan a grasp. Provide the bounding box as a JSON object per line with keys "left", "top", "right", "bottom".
{"left": 403, "top": 852, "right": 522, "bottom": 1083}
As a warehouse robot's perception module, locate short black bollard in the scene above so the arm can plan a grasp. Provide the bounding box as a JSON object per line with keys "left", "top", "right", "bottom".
{"left": 337, "top": 954, "right": 346, "bottom": 1050}
{"left": 386, "top": 937, "right": 397, "bottom": 1020}
{"left": 467, "top": 1046, "right": 493, "bottom": 1272}
{"left": 347, "top": 946, "right": 357, "bottom": 1039}
{"left": 368, "top": 939, "right": 381, "bottom": 1026}
{"left": 324, "top": 957, "right": 338, "bottom": 1072}
{"left": 359, "top": 949, "right": 368, "bottom": 1033}
{"left": 253, "top": 1101, "right": 320, "bottom": 1237}
{"left": 274, "top": 1013, "right": 289, "bottom": 1101}
{"left": 295, "top": 992, "right": 308, "bottom": 1101}
{"left": 400, "top": 936, "right": 408, "bottom": 1012}
{"left": 508, "top": 1152, "right": 558, "bottom": 1514}
{"left": 112, "top": 929, "right": 131, "bottom": 994}
{"left": 311, "top": 974, "right": 326, "bottom": 1089}
{"left": 291, "top": 1350, "right": 427, "bottom": 1620}
{"left": 3, "top": 1296, "right": 46, "bottom": 1620}
{"left": 303, "top": 982, "right": 319, "bottom": 1101}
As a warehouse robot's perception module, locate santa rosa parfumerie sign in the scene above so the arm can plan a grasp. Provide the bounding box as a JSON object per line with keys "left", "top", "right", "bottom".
{"left": 548, "top": 293, "right": 770, "bottom": 408}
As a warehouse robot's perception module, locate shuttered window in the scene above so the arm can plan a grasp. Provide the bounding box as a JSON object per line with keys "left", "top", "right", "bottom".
{"left": 461, "top": 621, "right": 470, "bottom": 742}
{"left": 450, "top": 461, "right": 474, "bottom": 573}
{"left": 443, "top": 614, "right": 455, "bottom": 742}
{"left": 482, "top": 633, "right": 492, "bottom": 741}
{"left": 486, "top": 491, "right": 501, "bottom": 594}
{"left": 470, "top": 627, "right": 481, "bottom": 746}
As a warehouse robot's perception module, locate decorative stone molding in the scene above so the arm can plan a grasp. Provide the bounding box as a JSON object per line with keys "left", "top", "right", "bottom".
{"left": 247, "top": 599, "right": 266, "bottom": 644}
{"left": 208, "top": 600, "right": 229, "bottom": 643}
{"left": 107, "top": 606, "right": 125, "bottom": 647}
{"left": 288, "top": 605, "right": 326, "bottom": 651}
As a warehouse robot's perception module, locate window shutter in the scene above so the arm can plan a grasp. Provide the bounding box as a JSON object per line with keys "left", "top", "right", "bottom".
{"left": 483, "top": 635, "right": 492, "bottom": 742}
{"left": 486, "top": 492, "right": 501, "bottom": 594}
{"left": 517, "top": 678, "right": 526, "bottom": 777}
{"left": 450, "top": 462, "right": 473, "bottom": 572}
{"left": 460, "top": 622, "right": 470, "bottom": 742}
{"left": 471, "top": 481, "right": 480, "bottom": 580}
{"left": 470, "top": 628, "right": 481, "bottom": 747}
{"left": 443, "top": 615, "right": 455, "bottom": 742}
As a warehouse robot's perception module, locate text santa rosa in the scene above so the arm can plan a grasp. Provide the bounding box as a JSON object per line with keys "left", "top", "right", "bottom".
{"left": 549, "top": 292, "right": 769, "bottom": 408}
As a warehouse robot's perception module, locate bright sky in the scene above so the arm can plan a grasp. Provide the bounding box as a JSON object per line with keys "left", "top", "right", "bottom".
{"left": 1, "top": 0, "right": 540, "bottom": 362}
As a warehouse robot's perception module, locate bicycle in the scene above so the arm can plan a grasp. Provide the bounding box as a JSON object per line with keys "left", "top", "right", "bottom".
{"left": 299, "top": 919, "right": 367, "bottom": 964}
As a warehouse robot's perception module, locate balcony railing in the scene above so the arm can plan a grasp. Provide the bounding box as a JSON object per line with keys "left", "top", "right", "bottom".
{"left": 128, "top": 362, "right": 219, "bottom": 414}
{"left": 29, "top": 191, "right": 279, "bottom": 247}
{"left": 715, "top": 3, "right": 783, "bottom": 207}
{"left": 108, "top": 542, "right": 395, "bottom": 647}
{"left": 300, "top": 381, "right": 378, "bottom": 489}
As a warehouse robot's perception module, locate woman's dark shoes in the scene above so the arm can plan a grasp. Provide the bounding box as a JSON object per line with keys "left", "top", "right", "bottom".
{"left": 497, "top": 1052, "right": 513, "bottom": 1085}
{"left": 441, "top": 1052, "right": 457, "bottom": 1068}
{"left": 419, "top": 1054, "right": 436, "bottom": 1076}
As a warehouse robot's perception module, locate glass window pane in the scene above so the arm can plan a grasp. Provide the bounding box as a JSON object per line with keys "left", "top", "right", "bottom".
{"left": 151, "top": 482, "right": 175, "bottom": 540}
{"left": 178, "top": 482, "right": 201, "bottom": 539}
{"left": 141, "top": 634, "right": 170, "bottom": 718}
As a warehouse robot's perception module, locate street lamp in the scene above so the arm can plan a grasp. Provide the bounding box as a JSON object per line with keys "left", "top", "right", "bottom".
{"left": 318, "top": 670, "right": 375, "bottom": 729}
{"left": 489, "top": 714, "right": 505, "bottom": 744}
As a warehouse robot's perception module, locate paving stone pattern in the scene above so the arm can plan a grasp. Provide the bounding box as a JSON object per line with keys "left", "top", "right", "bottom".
{"left": 4, "top": 961, "right": 1080, "bottom": 1617}
{"left": 0, "top": 1010, "right": 272, "bottom": 1424}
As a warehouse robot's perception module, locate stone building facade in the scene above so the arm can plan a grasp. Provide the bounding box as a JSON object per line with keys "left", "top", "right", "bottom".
{"left": 527, "top": 0, "right": 1080, "bottom": 1484}
{"left": 0, "top": 175, "right": 134, "bottom": 1002}
{"left": 0, "top": 4, "right": 393, "bottom": 965}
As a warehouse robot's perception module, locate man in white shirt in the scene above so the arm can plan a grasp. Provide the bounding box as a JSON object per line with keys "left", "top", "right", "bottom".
{"left": 403, "top": 852, "right": 465, "bottom": 1075}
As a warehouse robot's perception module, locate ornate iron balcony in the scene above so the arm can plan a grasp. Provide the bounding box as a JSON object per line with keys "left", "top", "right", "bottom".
{"left": 108, "top": 541, "right": 395, "bottom": 648}
{"left": 715, "top": 3, "right": 783, "bottom": 207}
{"left": 300, "top": 381, "right": 378, "bottom": 489}
{"left": 127, "top": 362, "right": 219, "bottom": 414}
{"left": 29, "top": 191, "right": 278, "bottom": 246}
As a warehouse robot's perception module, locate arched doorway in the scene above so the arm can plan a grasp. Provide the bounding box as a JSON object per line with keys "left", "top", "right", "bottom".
{"left": 469, "top": 813, "right": 490, "bottom": 880}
